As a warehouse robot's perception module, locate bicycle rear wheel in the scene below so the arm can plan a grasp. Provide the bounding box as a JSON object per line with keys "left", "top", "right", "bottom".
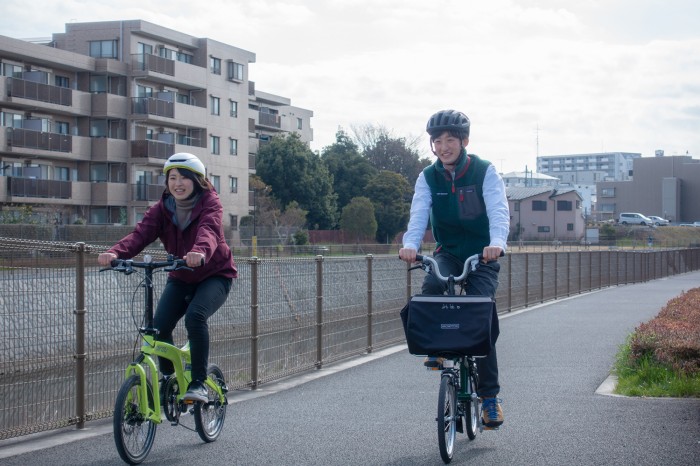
{"left": 437, "top": 374, "right": 457, "bottom": 463}
{"left": 113, "top": 375, "right": 157, "bottom": 464}
{"left": 194, "top": 364, "right": 227, "bottom": 442}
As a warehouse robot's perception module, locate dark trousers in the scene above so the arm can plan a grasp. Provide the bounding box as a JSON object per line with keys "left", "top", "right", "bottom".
{"left": 421, "top": 251, "right": 501, "bottom": 397}
{"left": 154, "top": 275, "right": 231, "bottom": 383}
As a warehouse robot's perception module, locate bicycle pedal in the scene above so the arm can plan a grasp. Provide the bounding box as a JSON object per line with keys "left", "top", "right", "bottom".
{"left": 482, "top": 425, "right": 500, "bottom": 431}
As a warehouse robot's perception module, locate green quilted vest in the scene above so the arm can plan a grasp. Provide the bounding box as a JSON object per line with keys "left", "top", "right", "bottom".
{"left": 423, "top": 150, "right": 491, "bottom": 262}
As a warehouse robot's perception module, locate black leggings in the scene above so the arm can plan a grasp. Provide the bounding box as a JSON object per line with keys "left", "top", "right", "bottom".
{"left": 154, "top": 275, "right": 231, "bottom": 382}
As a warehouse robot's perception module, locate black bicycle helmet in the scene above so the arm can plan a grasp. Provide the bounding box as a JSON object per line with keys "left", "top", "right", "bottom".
{"left": 426, "top": 109, "right": 470, "bottom": 138}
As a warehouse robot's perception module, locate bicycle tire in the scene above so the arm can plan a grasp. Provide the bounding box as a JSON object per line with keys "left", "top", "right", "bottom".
{"left": 465, "top": 369, "right": 479, "bottom": 440}
{"left": 194, "top": 364, "right": 227, "bottom": 442}
{"left": 113, "top": 374, "right": 157, "bottom": 464}
{"left": 437, "top": 374, "right": 457, "bottom": 463}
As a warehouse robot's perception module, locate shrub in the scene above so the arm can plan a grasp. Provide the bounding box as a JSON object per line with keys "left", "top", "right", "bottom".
{"left": 628, "top": 288, "right": 700, "bottom": 375}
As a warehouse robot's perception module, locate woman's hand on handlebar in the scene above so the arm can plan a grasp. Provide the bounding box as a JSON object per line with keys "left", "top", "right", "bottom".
{"left": 98, "top": 252, "right": 117, "bottom": 267}
{"left": 399, "top": 247, "right": 418, "bottom": 264}
{"left": 481, "top": 246, "right": 504, "bottom": 262}
{"left": 184, "top": 251, "right": 206, "bottom": 268}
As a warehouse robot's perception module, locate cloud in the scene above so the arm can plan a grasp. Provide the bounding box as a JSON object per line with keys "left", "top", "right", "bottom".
{"left": 1, "top": 0, "right": 698, "bottom": 170}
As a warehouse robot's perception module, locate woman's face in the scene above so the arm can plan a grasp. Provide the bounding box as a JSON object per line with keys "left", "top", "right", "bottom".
{"left": 167, "top": 168, "right": 194, "bottom": 200}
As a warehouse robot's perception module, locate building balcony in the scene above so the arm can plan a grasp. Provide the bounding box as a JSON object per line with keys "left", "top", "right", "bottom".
{"left": 131, "top": 97, "right": 175, "bottom": 119}
{"left": 132, "top": 183, "right": 164, "bottom": 202}
{"left": 2, "top": 128, "right": 92, "bottom": 160}
{"left": 130, "top": 139, "right": 175, "bottom": 161}
{"left": 130, "top": 54, "right": 207, "bottom": 89}
{"left": 5, "top": 177, "right": 71, "bottom": 199}
{"left": 257, "top": 112, "right": 281, "bottom": 129}
{"left": 5, "top": 127, "right": 71, "bottom": 152}
{"left": 1, "top": 77, "right": 92, "bottom": 116}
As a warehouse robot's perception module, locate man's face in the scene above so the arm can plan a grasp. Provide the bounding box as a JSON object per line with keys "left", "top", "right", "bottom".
{"left": 432, "top": 132, "right": 468, "bottom": 167}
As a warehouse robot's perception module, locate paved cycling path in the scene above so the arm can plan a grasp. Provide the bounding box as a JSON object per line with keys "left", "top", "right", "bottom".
{"left": 2, "top": 271, "right": 699, "bottom": 465}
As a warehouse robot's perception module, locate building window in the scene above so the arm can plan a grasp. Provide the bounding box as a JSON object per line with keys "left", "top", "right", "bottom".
{"left": 177, "top": 52, "right": 193, "bottom": 64}
{"left": 567, "top": 223, "right": 574, "bottom": 231}
{"left": 229, "top": 138, "right": 238, "bottom": 156}
{"left": 537, "top": 226, "right": 551, "bottom": 233}
{"left": 210, "top": 135, "right": 220, "bottom": 155}
{"left": 227, "top": 61, "right": 244, "bottom": 81}
{"left": 89, "top": 40, "right": 118, "bottom": 58}
{"left": 230, "top": 214, "right": 238, "bottom": 230}
{"left": 210, "top": 175, "right": 220, "bottom": 193}
{"left": 557, "top": 200, "right": 573, "bottom": 211}
{"left": 230, "top": 100, "right": 238, "bottom": 117}
{"left": 210, "top": 96, "right": 220, "bottom": 115}
{"left": 297, "top": 117, "right": 303, "bottom": 130}
{"left": 55, "top": 121, "right": 69, "bottom": 135}
{"left": 513, "top": 201, "right": 520, "bottom": 212}
{"left": 600, "top": 188, "right": 615, "bottom": 197}
{"left": 229, "top": 176, "right": 238, "bottom": 193}
{"left": 54, "top": 76, "right": 70, "bottom": 88}
{"left": 532, "top": 200, "right": 547, "bottom": 211}
{"left": 210, "top": 57, "right": 221, "bottom": 74}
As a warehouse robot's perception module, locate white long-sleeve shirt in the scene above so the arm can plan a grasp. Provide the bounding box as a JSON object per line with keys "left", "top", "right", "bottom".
{"left": 402, "top": 163, "right": 510, "bottom": 253}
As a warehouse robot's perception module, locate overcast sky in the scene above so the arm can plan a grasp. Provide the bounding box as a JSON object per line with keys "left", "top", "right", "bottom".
{"left": 2, "top": 0, "right": 699, "bottom": 173}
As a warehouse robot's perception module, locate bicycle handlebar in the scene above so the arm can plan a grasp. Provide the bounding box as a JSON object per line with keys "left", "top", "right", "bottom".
{"left": 414, "top": 254, "right": 481, "bottom": 283}
{"left": 102, "top": 255, "right": 196, "bottom": 274}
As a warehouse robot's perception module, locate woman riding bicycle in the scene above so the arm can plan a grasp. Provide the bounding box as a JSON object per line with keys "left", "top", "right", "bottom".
{"left": 98, "top": 152, "right": 237, "bottom": 402}
{"left": 399, "top": 110, "right": 509, "bottom": 428}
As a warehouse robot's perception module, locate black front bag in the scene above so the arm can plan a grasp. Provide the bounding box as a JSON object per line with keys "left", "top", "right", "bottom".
{"left": 400, "top": 295, "right": 499, "bottom": 357}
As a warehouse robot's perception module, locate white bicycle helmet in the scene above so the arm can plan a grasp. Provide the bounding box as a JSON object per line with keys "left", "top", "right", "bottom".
{"left": 163, "top": 153, "right": 206, "bottom": 177}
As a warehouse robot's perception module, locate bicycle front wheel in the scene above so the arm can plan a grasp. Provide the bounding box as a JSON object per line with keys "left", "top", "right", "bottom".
{"left": 437, "top": 374, "right": 457, "bottom": 463}
{"left": 194, "top": 364, "right": 227, "bottom": 442}
{"left": 113, "top": 375, "right": 157, "bottom": 465}
{"left": 465, "top": 369, "right": 480, "bottom": 440}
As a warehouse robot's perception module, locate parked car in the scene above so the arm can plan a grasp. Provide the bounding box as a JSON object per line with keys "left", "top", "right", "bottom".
{"left": 618, "top": 212, "right": 655, "bottom": 226}
{"left": 648, "top": 216, "right": 670, "bottom": 226}
{"left": 679, "top": 221, "right": 700, "bottom": 227}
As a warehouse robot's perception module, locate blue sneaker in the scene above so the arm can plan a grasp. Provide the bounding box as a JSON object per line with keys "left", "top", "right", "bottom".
{"left": 481, "top": 397, "right": 504, "bottom": 427}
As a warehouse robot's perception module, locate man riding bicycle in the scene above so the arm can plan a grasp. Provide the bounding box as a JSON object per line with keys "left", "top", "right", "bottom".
{"left": 399, "top": 109, "right": 510, "bottom": 428}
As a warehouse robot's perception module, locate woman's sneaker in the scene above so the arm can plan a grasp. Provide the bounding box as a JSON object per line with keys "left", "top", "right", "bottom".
{"left": 481, "top": 397, "right": 504, "bottom": 427}
{"left": 183, "top": 381, "right": 208, "bottom": 403}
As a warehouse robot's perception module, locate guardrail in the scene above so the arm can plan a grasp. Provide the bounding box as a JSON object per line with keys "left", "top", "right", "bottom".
{"left": 0, "top": 237, "right": 697, "bottom": 440}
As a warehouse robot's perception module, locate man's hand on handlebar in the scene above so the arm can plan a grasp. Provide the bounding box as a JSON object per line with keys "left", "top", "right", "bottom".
{"left": 481, "top": 246, "right": 504, "bottom": 263}
{"left": 399, "top": 247, "right": 418, "bottom": 264}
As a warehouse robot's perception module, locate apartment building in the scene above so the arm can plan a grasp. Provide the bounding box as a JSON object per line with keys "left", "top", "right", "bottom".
{"left": 0, "top": 20, "right": 312, "bottom": 243}
{"left": 596, "top": 154, "right": 700, "bottom": 223}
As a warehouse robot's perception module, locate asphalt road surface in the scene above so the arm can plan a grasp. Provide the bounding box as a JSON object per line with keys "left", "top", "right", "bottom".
{"left": 1, "top": 271, "right": 699, "bottom": 465}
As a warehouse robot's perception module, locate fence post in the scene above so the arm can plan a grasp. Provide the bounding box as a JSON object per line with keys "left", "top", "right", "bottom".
{"left": 524, "top": 253, "right": 529, "bottom": 307}
{"left": 73, "top": 242, "right": 87, "bottom": 430}
{"left": 366, "top": 254, "right": 373, "bottom": 354}
{"left": 507, "top": 255, "right": 512, "bottom": 311}
{"left": 250, "top": 257, "right": 259, "bottom": 389}
{"left": 316, "top": 255, "right": 324, "bottom": 368}
{"left": 539, "top": 252, "right": 544, "bottom": 303}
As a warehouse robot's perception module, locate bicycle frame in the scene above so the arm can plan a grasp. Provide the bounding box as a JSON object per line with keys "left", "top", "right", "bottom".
{"left": 111, "top": 256, "right": 225, "bottom": 423}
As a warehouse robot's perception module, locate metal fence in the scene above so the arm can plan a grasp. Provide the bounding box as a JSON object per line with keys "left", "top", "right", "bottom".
{"left": 0, "top": 237, "right": 698, "bottom": 440}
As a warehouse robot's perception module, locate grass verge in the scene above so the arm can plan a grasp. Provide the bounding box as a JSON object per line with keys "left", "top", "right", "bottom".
{"left": 614, "top": 336, "right": 700, "bottom": 397}
{"left": 613, "top": 287, "right": 700, "bottom": 397}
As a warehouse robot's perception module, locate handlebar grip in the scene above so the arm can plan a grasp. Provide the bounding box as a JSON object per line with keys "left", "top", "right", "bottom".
{"left": 415, "top": 254, "right": 424, "bottom": 262}
{"left": 110, "top": 259, "right": 120, "bottom": 268}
